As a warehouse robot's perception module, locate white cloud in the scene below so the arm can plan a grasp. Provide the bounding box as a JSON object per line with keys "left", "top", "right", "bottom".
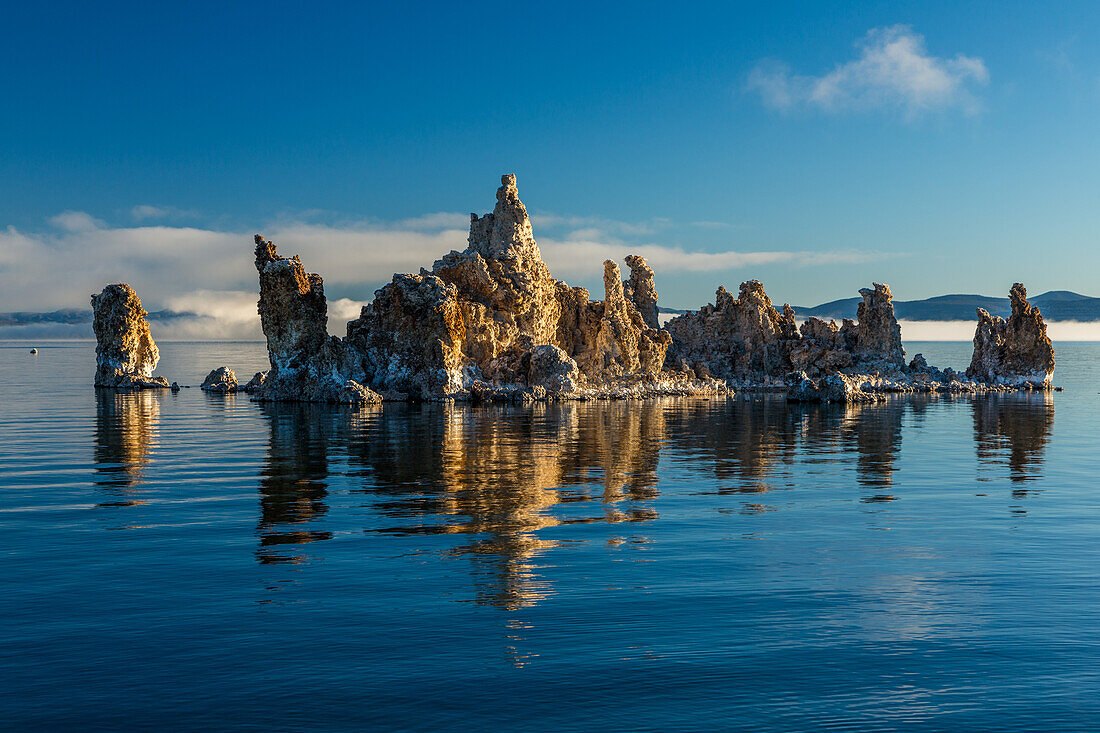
{"left": 0, "top": 206, "right": 891, "bottom": 342}
{"left": 131, "top": 204, "right": 169, "bottom": 221}
{"left": 531, "top": 213, "right": 669, "bottom": 237}
{"left": 747, "top": 25, "right": 989, "bottom": 115}
{"left": 330, "top": 297, "right": 369, "bottom": 324}
{"left": 392, "top": 212, "right": 471, "bottom": 230}
{"left": 539, "top": 238, "right": 882, "bottom": 277}
{"left": 49, "top": 210, "right": 104, "bottom": 232}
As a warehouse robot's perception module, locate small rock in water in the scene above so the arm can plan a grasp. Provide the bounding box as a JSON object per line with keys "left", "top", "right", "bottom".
{"left": 200, "top": 367, "right": 239, "bottom": 393}
{"left": 241, "top": 371, "right": 268, "bottom": 394}
{"left": 170, "top": 382, "right": 181, "bottom": 392}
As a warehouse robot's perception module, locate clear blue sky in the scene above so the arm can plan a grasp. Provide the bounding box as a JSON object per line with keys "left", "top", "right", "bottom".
{"left": 2, "top": 1, "right": 1099, "bottom": 312}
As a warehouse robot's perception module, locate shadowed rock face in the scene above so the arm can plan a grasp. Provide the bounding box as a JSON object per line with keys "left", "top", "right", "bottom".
{"left": 253, "top": 235, "right": 381, "bottom": 404}
{"left": 667, "top": 279, "right": 911, "bottom": 386}
{"left": 91, "top": 284, "right": 169, "bottom": 389}
{"left": 855, "top": 283, "right": 905, "bottom": 369}
{"left": 345, "top": 272, "right": 468, "bottom": 398}
{"left": 789, "top": 317, "right": 856, "bottom": 377}
{"left": 664, "top": 280, "right": 799, "bottom": 379}
{"left": 967, "top": 283, "right": 1056, "bottom": 386}
{"left": 623, "top": 254, "right": 660, "bottom": 329}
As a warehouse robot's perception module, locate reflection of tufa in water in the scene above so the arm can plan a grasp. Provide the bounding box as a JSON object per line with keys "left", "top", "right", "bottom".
{"left": 93, "top": 390, "right": 161, "bottom": 507}
{"left": 973, "top": 392, "right": 1055, "bottom": 486}
{"left": 247, "top": 395, "right": 1040, "bottom": 608}
{"left": 254, "top": 402, "right": 373, "bottom": 564}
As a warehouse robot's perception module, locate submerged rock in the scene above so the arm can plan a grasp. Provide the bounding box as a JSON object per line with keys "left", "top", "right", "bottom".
{"left": 200, "top": 367, "right": 238, "bottom": 393}
{"left": 91, "top": 284, "right": 170, "bottom": 389}
{"left": 785, "top": 371, "right": 880, "bottom": 403}
{"left": 967, "top": 283, "right": 1055, "bottom": 387}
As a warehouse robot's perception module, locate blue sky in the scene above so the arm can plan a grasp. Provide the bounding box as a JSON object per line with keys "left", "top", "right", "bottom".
{"left": 3, "top": 1, "right": 1100, "bottom": 322}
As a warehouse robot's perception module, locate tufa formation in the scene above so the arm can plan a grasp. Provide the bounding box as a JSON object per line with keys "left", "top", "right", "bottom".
{"left": 91, "top": 284, "right": 170, "bottom": 389}
{"left": 261, "top": 174, "right": 710, "bottom": 402}
{"left": 252, "top": 235, "right": 382, "bottom": 404}
{"left": 967, "top": 283, "right": 1056, "bottom": 387}
{"left": 116, "top": 173, "right": 1050, "bottom": 404}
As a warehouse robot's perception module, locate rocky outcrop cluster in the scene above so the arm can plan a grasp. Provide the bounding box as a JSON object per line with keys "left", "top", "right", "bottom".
{"left": 967, "top": 283, "right": 1055, "bottom": 387}
{"left": 665, "top": 279, "right": 906, "bottom": 385}
{"left": 258, "top": 174, "right": 708, "bottom": 402}
{"left": 663, "top": 277, "right": 1055, "bottom": 403}
{"left": 230, "top": 175, "right": 1053, "bottom": 405}
{"left": 91, "top": 284, "right": 169, "bottom": 389}
{"left": 664, "top": 280, "right": 799, "bottom": 380}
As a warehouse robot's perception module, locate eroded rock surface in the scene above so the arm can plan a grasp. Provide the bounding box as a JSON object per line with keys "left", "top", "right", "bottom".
{"left": 855, "top": 283, "right": 905, "bottom": 369}
{"left": 342, "top": 174, "right": 688, "bottom": 400}
{"left": 665, "top": 280, "right": 799, "bottom": 380}
{"left": 623, "top": 255, "right": 660, "bottom": 329}
{"left": 668, "top": 279, "right": 910, "bottom": 386}
{"left": 967, "top": 283, "right": 1055, "bottom": 386}
{"left": 253, "top": 235, "right": 380, "bottom": 404}
{"left": 92, "top": 284, "right": 169, "bottom": 389}
{"left": 240, "top": 174, "right": 1051, "bottom": 403}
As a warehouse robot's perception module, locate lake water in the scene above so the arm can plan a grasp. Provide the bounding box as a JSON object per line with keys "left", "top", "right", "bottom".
{"left": 3, "top": 340, "right": 1100, "bottom": 731}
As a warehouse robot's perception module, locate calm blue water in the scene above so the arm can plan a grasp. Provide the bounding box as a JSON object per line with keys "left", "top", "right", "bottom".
{"left": 3, "top": 340, "right": 1100, "bottom": 731}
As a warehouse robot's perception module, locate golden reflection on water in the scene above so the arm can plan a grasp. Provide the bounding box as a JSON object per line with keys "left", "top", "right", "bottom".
{"left": 93, "top": 390, "right": 161, "bottom": 507}
{"left": 244, "top": 395, "right": 1058, "bottom": 607}
{"left": 89, "top": 392, "right": 1056, "bottom": 607}
{"left": 348, "top": 401, "right": 667, "bottom": 610}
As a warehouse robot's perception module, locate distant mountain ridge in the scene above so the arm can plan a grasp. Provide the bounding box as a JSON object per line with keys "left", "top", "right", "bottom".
{"left": 660, "top": 290, "right": 1100, "bottom": 322}
{"left": 7, "top": 291, "right": 1100, "bottom": 330}
{"left": 0, "top": 308, "right": 194, "bottom": 328}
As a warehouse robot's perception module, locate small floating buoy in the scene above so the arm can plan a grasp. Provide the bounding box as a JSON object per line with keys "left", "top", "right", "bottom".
{"left": 30, "top": 348, "right": 37, "bottom": 354}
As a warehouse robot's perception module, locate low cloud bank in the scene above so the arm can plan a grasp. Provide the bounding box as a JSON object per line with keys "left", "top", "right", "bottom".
{"left": 10, "top": 315, "right": 1100, "bottom": 344}
{"left": 899, "top": 320, "right": 1100, "bottom": 342}
{"left": 0, "top": 290, "right": 369, "bottom": 341}
{"left": 0, "top": 207, "right": 889, "bottom": 314}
